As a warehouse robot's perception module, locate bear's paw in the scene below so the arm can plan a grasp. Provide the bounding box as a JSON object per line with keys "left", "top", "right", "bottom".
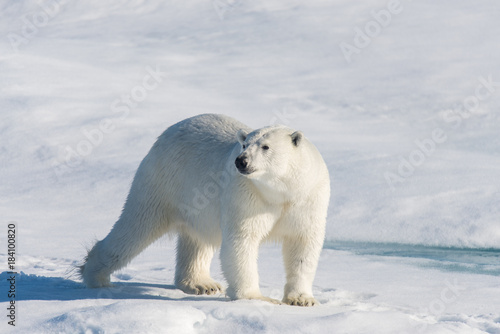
{"left": 283, "top": 294, "right": 318, "bottom": 307}
{"left": 178, "top": 278, "right": 224, "bottom": 296}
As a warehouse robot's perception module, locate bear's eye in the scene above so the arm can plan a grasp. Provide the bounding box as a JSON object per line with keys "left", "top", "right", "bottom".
{"left": 242, "top": 144, "right": 247, "bottom": 149}
{"left": 262, "top": 145, "right": 270, "bottom": 151}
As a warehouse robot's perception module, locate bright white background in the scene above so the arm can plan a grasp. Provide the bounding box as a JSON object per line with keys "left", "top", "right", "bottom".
{"left": 1, "top": 1, "right": 499, "bottom": 333}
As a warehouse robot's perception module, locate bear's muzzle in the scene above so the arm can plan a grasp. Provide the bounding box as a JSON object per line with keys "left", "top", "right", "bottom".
{"left": 235, "top": 154, "right": 253, "bottom": 175}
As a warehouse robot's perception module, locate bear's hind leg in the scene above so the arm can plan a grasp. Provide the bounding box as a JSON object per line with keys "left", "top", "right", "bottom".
{"left": 174, "top": 231, "right": 223, "bottom": 295}
{"left": 80, "top": 212, "right": 168, "bottom": 288}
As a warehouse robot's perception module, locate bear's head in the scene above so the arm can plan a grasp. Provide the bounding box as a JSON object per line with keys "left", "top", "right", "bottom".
{"left": 234, "top": 126, "right": 304, "bottom": 180}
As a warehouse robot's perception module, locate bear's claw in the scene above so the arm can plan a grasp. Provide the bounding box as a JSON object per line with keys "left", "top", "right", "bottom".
{"left": 283, "top": 295, "right": 318, "bottom": 307}
{"left": 178, "top": 279, "right": 224, "bottom": 296}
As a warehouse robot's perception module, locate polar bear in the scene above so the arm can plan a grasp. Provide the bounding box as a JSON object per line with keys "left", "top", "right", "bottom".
{"left": 80, "top": 114, "right": 330, "bottom": 306}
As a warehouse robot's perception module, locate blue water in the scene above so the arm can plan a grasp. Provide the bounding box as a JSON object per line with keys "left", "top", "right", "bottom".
{"left": 324, "top": 241, "right": 500, "bottom": 276}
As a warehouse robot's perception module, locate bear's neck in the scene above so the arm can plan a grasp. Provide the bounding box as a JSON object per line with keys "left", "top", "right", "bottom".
{"left": 247, "top": 174, "right": 298, "bottom": 205}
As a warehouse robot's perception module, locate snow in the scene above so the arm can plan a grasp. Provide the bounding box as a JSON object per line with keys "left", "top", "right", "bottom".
{"left": 1, "top": 0, "right": 499, "bottom": 333}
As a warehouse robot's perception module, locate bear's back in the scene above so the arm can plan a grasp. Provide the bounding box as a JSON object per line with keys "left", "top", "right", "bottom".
{"left": 161, "top": 114, "right": 249, "bottom": 148}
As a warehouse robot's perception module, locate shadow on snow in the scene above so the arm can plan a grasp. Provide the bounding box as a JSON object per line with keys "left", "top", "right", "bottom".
{"left": 0, "top": 271, "right": 226, "bottom": 303}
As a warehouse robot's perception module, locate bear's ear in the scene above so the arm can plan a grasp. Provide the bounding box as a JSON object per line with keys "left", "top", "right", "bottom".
{"left": 237, "top": 129, "right": 248, "bottom": 145}
{"left": 291, "top": 131, "right": 303, "bottom": 147}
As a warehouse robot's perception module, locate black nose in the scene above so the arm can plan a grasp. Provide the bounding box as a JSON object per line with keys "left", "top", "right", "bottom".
{"left": 235, "top": 156, "right": 248, "bottom": 172}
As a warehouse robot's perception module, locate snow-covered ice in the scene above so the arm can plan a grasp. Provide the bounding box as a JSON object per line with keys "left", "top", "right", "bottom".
{"left": 1, "top": 0, "right": 499, "bottom": 333}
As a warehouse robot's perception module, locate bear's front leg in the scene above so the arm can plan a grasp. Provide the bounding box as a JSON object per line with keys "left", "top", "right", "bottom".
{"left": 219, "top": 215, "right": 282, "bottom": 305}
{"left": 281, "top": 233, "right": 324, "bottom": 307}
{"left": 219, "top": 177, "right": 284, "bottom": 304}
{"left": 220, "top": 234, "right": 280, "bottom": 304}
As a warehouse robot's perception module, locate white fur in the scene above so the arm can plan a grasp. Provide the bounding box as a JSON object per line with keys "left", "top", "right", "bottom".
{"left": 80, "top": 114, "right": 330, "bottom": 306}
